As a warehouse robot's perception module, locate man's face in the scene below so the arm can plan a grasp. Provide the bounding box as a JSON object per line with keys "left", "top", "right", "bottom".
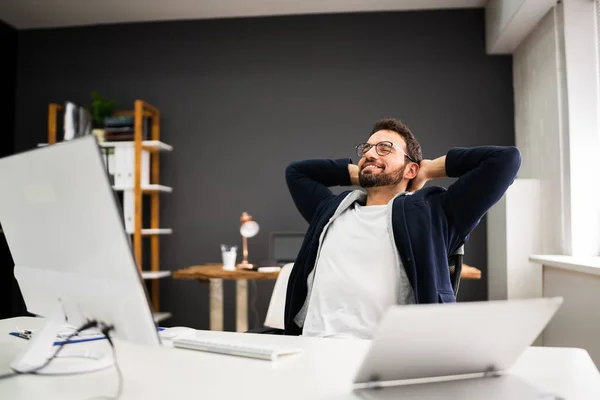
{"left": 357, "top": 130, "right": 411, "bottom": 188}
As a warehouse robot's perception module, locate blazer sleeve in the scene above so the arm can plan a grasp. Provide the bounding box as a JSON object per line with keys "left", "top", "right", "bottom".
{"left": 285, "top": 158, "right": 353, "bottom": 223}
{"left": 442, "top": 146, "right": 522, "bottom": 243}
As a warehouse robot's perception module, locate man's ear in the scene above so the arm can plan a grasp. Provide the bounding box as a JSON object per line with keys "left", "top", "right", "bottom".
{"left": 404, "top": 162, "right": 419, "bottom": 180}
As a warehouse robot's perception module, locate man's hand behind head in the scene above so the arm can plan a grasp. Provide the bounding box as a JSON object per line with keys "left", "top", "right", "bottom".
{"left": 408, "top": 160, "right": 429, "bottom": 192}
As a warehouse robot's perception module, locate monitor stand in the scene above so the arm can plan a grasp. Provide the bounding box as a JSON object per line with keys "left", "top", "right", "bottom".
{"left": 11, "top": 305, "right": 114, "bottom": 375}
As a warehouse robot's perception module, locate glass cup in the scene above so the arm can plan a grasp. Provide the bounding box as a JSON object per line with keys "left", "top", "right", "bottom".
{"left": 221, "top": 244, "right": 238, "bottom": 271}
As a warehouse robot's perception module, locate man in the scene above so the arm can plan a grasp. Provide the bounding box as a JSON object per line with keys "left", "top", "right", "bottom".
{"left": 284, "top": 118, "right": 521, "bottom": 338}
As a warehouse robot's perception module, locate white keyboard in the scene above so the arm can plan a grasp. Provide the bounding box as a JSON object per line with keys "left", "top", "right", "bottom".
{"left": 173, "top": 337, "right": 304, "bottom": 361}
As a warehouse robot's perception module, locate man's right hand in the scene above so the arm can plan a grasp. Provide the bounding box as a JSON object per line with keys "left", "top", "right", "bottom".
{"left": 348, "top": 164, "right": 360, "bottom": 186}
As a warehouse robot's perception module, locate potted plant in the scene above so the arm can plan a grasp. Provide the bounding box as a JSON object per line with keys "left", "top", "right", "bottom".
{"left": 90, "top": 91, "right": 117, "bottom": 142}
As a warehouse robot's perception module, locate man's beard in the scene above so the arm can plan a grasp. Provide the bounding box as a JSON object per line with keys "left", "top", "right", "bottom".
{"left": 359, "top": 164, "right": 406, "bottom": 188}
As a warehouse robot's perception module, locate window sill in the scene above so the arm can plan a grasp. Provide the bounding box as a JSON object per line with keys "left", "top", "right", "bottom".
{"left": 529, "top": 255, "right": 600, "bottom": 277}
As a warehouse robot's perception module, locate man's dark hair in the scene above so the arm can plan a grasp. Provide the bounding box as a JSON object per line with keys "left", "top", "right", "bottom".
{"left": 370, "top": 118, "right": 422, "bottom": 164}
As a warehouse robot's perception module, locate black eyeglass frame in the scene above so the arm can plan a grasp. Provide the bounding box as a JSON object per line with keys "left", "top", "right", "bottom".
{"left": 355, "top": 141, "right": 416, "bottom": 163}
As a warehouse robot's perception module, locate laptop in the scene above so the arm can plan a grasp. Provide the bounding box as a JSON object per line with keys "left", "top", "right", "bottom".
{"left": 353, "top": 297, "right": 563, "bottom": 392}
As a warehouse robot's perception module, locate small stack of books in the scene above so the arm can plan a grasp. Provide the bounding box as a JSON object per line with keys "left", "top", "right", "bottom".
{"left": 103, "top": 116, "right": 148, "bottom": 141}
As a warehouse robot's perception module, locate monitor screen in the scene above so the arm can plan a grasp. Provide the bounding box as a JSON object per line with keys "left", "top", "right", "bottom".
{"left": 270, "top": 232, "right": 305, "bottom": 263}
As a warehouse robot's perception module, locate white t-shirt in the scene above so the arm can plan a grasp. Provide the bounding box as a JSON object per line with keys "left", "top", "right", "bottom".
{"left": 302, "top": 202, "right": 401, "bottom": 339}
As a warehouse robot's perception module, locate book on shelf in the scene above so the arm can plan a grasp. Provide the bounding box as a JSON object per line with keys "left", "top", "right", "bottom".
{"left": 103, "top": 117, "right": 148, "bottom": 142}
{"left": 104, "top": 133, "right": 137, "bottom": 141}
{"left": 104, "top": 126, "right": 135, "bottom": 133}
{"left": 104, "top": 115, "right": 134, "bottom": 127}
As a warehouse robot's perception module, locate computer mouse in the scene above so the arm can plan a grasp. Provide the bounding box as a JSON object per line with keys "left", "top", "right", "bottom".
{"left": 159, "top": 327, "right": 196, "bottom": 340}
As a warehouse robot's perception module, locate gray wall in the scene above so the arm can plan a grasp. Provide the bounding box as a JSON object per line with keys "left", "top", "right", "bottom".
{"left": 14, "top": 10, "right": 514, "bottom": 330}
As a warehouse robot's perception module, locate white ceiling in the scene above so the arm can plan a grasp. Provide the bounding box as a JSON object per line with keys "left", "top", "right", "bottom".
{"left": 0, "top": 0, "right": 488, "bottom": 30}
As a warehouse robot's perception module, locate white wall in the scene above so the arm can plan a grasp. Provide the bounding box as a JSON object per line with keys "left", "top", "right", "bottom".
{"left": 486, "top": 0, "right": 527, "bottom": 53}
{"left": 513, "top": 0, "right": 600, "bottom": 257}
{"left": 562, "top": 0, "right": 600, "bottom": 257}
{"left": 486, "top": 0, "right": 556, "bottom": 54}
{"left": 513, "top": 5, "right": 568, "bottom": 255}
{"left": 513, "top": 0, "right": 600, "bottom": 366}
{"left": 487, "top": 179, "right": 542, "bottom": 301}
{"left": 543, "top": 267, "right": 600, "bottom": 368}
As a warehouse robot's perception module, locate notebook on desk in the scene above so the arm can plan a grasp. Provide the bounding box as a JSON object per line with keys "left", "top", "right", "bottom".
{"left": 353, "top": 297, "right": 563, "bottom": 396}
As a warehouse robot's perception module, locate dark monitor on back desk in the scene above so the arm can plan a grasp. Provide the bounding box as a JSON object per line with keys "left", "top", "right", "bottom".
{"left": 259, "top": 232, "right": 305, "bottom": 267}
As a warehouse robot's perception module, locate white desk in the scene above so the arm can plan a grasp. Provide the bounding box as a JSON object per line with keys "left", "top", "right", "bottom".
{"left": 1, "top": 317, "right": 599, "bottom": 399}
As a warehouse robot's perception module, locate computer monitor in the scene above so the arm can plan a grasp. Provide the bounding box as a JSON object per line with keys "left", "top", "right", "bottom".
{"left": 0, "top": 136, "right": 159, "bottom": 375}
{"left": 269, "top": 232, "right": 305, "bottom": 263}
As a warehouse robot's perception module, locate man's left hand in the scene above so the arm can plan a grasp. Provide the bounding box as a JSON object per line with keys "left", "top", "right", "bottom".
{"left": 409, "top": 156, "right": 447, "bottom": 192}
{"left": 409, "top": 160, "right": 431, "bottom": 192}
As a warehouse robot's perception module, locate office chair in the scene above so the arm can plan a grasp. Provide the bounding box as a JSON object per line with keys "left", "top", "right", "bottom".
{"left": 246, "top": 263, "right": 293, "bottom": 335}
{"left": 248, "top": 246, "right": 465, "bottom": 335}
{"left": 449, "top": 245, "right": 465, "bottom": 297}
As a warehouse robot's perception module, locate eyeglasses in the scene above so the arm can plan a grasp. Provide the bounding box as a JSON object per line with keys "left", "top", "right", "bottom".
{"left": 355, "top": 141, "right": 416, "bottom": 162}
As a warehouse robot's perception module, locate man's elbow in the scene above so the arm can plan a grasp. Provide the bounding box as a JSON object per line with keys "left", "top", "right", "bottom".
{"left": 286, "top": 160, "right": 302, "bottom": 172}
{"left": 503, "top": 146, "right": 522, "bottom": 176}
{"left": 285, "top": 161, "right": 301, "bottom": 185}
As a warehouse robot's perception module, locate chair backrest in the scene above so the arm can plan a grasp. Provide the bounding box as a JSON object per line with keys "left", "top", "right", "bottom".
{"left": 448, "top": 245, "right": 465, "bottom": 296}
{"left": 263, "top": 263, "right": 294, "bottom": 329}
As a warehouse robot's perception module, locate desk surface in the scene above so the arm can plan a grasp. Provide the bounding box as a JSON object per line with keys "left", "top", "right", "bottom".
{"left": 1, "top": 317, "right": 599, "bottom": 399}
{"left": 173, "top": 263, "right": 280, "bottom": 280}
{"left": 174, "top": 264, "right": 482, "bottom": 281}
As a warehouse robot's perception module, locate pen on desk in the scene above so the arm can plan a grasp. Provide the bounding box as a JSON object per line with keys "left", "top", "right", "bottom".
{"left": 17, "top": 330, "right": 32, "bottom": 339}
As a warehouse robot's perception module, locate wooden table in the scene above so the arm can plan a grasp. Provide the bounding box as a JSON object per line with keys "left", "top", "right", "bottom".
{"left": 461, "top": 264, "right": 482, "bottom": 280}
{"left": 173, "top": 264, "right": 280, "bottom": 332}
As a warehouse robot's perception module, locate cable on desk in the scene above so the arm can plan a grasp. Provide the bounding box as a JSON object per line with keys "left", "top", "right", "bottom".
{"left": 86, "top": 323, "right": 123, "bottom": 400}
{"left": 0, "top": 319, "right": 98, "bottom": 381}
{"left": 1, "top": 320, "right": 123, "bottom": 400}
{"left": 0, "top": 371, "right": 18, "bottom": 381}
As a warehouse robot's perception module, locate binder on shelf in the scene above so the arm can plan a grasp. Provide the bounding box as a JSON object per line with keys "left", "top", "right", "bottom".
{"left": 124, "top": 147, "right": 134, "bottom": 187}
{"left": 106, "top": 148, "right": 115, "bottom": 175}
{"left": 113, "top": 147, "right": 125, "bottom": 187}
{"left": 123, "top": 190, "right": 134, "bottom": 233}
{"left": 112, "top": 145, "right": 150, "bottom": 188}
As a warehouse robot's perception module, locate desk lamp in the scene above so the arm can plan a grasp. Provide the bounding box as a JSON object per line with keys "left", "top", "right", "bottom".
{"left": 237, "top": 212, "right": 259, "bottom": 269}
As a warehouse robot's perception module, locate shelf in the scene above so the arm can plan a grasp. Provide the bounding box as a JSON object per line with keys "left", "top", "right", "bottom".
{"left": 127, "top": 228, "right": 173, "bottom": 236}
{"left": 153, "top": 312, "right": 172, "bottom": 323}
{"left": 530, "top": 255, "right": 600, "bottom": 277}
{"left": 39, "top": 140, "right": 173, "bottom": 152}
{"left": 142, "top": 271, "right": 172, "bottom": 280}
{"left": 113, "top": 184, "right": 173, "bottom": 193}
{"left": 98, "top": 140, "right": 173, "bottom": 152}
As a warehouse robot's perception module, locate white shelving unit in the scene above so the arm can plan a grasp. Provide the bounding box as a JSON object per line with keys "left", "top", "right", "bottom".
{"left": 142, "top": 271, "right": 172, "bottom": 280}
{"left": 102, "top": 107, "right": 173, "bottom": 322}
{"left": 128, "top": 228, "right": 173, "bottom": 236}
{"left": 113, "top": 184, "right": 173, "bottom": 193}
{"left": 46, "top": 101, "right": 173, "bottom": 322}
{"left": 99, "top": 140, "right": 173, "bottom": 152}
{"left": 153, "top": 312, "right": 173, "bottom": 324}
